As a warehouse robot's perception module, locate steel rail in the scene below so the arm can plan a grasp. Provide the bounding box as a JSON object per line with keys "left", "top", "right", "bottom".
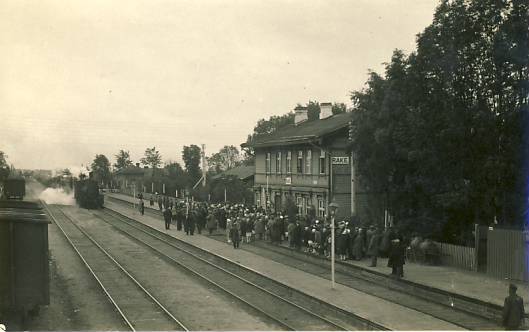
{"left": 104, "top": 201, "right": 390, "bottom": 330}
{"left": 97, "top": 208, "right": 359, "bottom": 331}
{"left": 246, "top": 239, "right": 499, "bottom": 330}
{"left": 52, "top": 205, "right": 189, "bottom": 331}
{"left": 41, "top": 203, "right": 135, "bottom": 332}
{"left": 95, "top": 210, "right": 299, "bottom": 331}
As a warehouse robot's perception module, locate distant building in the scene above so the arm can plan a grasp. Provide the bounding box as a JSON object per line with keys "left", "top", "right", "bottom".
{"left": 113, "top": 164, "right": 146, "bottom": 195}
{"left": 242, "top": 103, "right": 357, "bottom": 220}
{"left": 211, "top": 165, "right": 255, "bottom": 186}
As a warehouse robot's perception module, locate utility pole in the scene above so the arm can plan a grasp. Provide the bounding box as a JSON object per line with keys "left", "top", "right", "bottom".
{"left": 201, "top": 144, "right": 207, "bottom": 187}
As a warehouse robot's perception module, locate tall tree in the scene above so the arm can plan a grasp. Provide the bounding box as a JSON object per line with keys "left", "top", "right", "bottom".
{"left": 332, "top": 103, "right": 347, "bottom": 114}
{"left": 141, "top": 147, "right": 162, "bottom": 170}
{"left": 91, "top": 154, "right": 111, "bottom": 185}
{"left": 208, "top": 145, "right": 241, "bottom": 173}
{"left": 114, "top": 149, "right": 133, "bottom": 171}
{"left": 164, "top": 161, "right": 188, "bottom": 193}
{"left": 350, "top": 0, "right": 529, "bottom": 243}
{"left": 0, "top": 151, "right": 10, "bottom": 181}
{"left": 182, "top": 145, "right": 202, "bottom": 186}
{"left": 306, "top": 101, "right": 320, "bottom": 121}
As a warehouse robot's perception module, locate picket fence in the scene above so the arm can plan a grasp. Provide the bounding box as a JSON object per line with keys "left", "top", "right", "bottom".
{"left": 433, "top": 241, "right": 476, "bottom": 271}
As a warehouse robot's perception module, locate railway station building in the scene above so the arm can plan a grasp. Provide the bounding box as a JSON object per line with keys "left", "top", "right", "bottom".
{"left": 242, "top": 103, "right": 361, "bottom": 221}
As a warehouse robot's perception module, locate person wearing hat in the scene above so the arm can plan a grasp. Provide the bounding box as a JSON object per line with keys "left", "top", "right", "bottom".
{"left": 367, "top": 227, "right": 382, "bottom": 267}
{"left": 139, "top": 198, "right": 145, "bottom": 216}
{"left": 503, "top": 283, "right": 526, "bottom": 330}
{"left": 163, "top": 206, "right": 172, "bottom": 230}
{"left": 388, "top": 238, "right": 405, "bottom": 278}
{"left": 230, "top": 221, "right": 241, "bottom": 249}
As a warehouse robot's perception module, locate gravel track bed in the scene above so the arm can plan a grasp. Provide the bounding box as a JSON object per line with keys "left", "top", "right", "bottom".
{"left": 206, "top": 233, "right": 502, "bottom": 330}
{"left": 98, "top": 207, "right": 382, "bottom": 331}
{"left": 59, "top": 205, "right": 284, "bottom": 331}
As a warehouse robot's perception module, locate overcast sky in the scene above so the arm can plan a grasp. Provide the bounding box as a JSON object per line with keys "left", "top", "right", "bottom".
{"left": 1, "top": 0, "right": 439, "bottom": 172}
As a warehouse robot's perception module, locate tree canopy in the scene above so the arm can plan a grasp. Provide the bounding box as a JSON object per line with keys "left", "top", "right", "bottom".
{"left": 182, "top": 145, "right": 202, "bottom": 186}
{"left": 141, "top": 147, "right": 162, "bottom": 170}
{"left": 91, "top": 154, "right": 111, "bottom": 184}
{"left": 208, "top": 145, "right": 241, "bottom": 174}
{"left": 0, "top": 151, "right": 10, "bottom": 181}
{"left": 350, "top": 0, "right": 529, "bottom": 243}
{"left": 114, "top": 149, "right": 133, "bottom": 171}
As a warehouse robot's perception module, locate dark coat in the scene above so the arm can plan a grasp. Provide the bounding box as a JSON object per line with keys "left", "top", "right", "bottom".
{"left": 367, "top": 233, "right": 381, "bottom": 256}
{"left": 503, "top": 294, "right": 525, "bottom": 329}
{"left": 206, "top": 214, "right": 217, "bottom": 230}
{"left": 388, "top": 241, "right": 406, "bottom": 267}
{"left": 229, "top": 227, "right": 240, "bottom": 242}
{"left": 163, "top": 208, "right": 172, "bottom": 222}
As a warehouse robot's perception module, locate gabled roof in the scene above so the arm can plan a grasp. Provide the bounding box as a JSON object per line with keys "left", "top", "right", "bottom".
{"left": 114, "top": 166, "right": 145, "bottom": 176}
{"left": 212, "top": 165, "right": 255, "bottom": 180}
{"left": 243, "top": 112, "right": 353, "bottom": 148}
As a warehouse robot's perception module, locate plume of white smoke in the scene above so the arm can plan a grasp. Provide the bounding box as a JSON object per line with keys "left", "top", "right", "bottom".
{"left": 39, "top": 187, "right": 75, "bottom": 205}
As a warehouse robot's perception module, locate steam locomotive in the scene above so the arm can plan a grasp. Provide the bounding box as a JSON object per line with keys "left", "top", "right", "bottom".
{"left": 74, "top": 178, "right": 104, "bottom": 209}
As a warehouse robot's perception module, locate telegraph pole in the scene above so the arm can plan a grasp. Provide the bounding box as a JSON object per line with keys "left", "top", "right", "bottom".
{"left": 201, "top": 144, "right": 207, "bottom": 187}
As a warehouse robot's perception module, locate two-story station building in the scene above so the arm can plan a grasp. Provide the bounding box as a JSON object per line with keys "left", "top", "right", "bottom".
{"left": 242, "top": 103, "right": 356, "bottom": 220}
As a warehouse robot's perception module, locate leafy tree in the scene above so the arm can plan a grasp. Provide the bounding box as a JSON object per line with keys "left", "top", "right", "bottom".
{"left": 164, "top": 162, "right": 188, "bottom": 190}
{"left": 350, "top": 0, "right": 529, "bottom": 243}
{"left": 208, "top": 145, "right": 241, "bottom": 173}
{"left": 141, "top": 147, "right": 162, "bottom": 172}
{"left": 209, "top": 175, "right": 253, "bottom": 204}
{"left": 114, "top": 150, "right": 133, "bottom": 171}
{"left": 0, "top": 151, "right": 10, "bottom": 181}
{"left": 182, "top": 145, "right": 202, "bottom": 186}
{"left": 332, "top": 103, "right": 347, "bottom": 114}
{"left": 91, "top": 154, "right": 111, "bottom": 185}
{"left": 306, "top": 101, "right": 320, "bottom": 121}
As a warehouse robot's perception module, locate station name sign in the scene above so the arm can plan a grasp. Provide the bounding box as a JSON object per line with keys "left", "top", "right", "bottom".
{"left": 331, "top": 157, "right": 349, "bottom": 165}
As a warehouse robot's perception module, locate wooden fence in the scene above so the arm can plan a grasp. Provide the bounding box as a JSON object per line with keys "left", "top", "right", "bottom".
{"left": 434, "top": 241, "right": 477, "bottom": 271}
{"left": 487, "top": 229, "right": 529, "bottom": 282}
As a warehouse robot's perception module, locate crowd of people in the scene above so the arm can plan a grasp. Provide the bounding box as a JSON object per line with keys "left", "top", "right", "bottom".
{"left": 137, "top": 193, "right": 408, "bottom": 279}
{"left": 136, "top": 193, "right": 527, "bottom": 330}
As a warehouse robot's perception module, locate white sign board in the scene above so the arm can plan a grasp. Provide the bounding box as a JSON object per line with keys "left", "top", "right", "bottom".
{"left": 285, "top": 177, "right": 292, "bottom": 185}
{"left": 332, "top": 157, "right": 349, "bottom": 165}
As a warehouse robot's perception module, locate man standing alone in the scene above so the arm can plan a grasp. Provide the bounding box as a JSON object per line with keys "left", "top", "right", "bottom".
{"left": 503, "top": 284, "right": 525, "bottom": 330}
{"left": 163, "top": 207, "right": 172, "bottom": 230}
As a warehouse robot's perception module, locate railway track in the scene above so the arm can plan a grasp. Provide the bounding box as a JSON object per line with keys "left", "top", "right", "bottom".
{"left": 105, "top": 195, "right": 503, "bottom": 330}
{"left": 43, "top": 203, "right": 188, "bottom": 331}
{"left": 95, "top": 207, "right": 386, "bottom": 331}
{"left": 206, "top": 234, "right": 503, "bottom": 330}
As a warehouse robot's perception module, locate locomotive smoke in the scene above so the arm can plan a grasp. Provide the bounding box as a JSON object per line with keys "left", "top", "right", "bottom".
{"left": 39, "top": 187, "right": 75, "bottom": 205}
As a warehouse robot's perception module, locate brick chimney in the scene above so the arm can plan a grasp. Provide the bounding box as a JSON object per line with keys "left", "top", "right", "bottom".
{"left": 320, "top": 102, "right": 333, "bottom": 119}
{"left": 294, "top": 105, "right": 308, "bottom": 125}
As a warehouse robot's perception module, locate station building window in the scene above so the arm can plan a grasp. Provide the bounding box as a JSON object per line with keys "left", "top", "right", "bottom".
{"left": 286, "top": 151, "right": 292, "bottom": 173}
{"left": 319, "top": 149, "right": 326, "bottom": 174}
{"left": 297, "top": 150, "right": 303, "bottom": 174}
{"left": 305, "top": 149, "right": 312, "bottom": 174}
{"left": 255, "top": 192, "right": 261, "bottom": 207}
{"left": 296, "top": 195, "right": 303, "bottom": 215}
{"left": 317, "top": 196, "right": 326, "bottom": 218}
{"left": 265, "top": 152, "right": 271, "bottom": 173}
{"left": 276, "top": 151, "right": 282, "bottom": 174}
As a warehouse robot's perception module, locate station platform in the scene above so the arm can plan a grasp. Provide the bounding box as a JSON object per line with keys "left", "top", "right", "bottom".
{"left": 103, "top": 193, "right": 474, "bottom": 330}
{"left": 107, "top": 192, "right": 529, "bottom": 309}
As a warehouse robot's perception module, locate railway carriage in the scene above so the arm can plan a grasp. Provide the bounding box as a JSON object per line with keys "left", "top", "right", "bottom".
{"left": 1, "top": 176, "right": 26, "bottom": 200}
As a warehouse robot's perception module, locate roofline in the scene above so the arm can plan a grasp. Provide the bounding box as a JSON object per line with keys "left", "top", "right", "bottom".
{"left": 242, "top": 121, "right": 349, "bottom": 148}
